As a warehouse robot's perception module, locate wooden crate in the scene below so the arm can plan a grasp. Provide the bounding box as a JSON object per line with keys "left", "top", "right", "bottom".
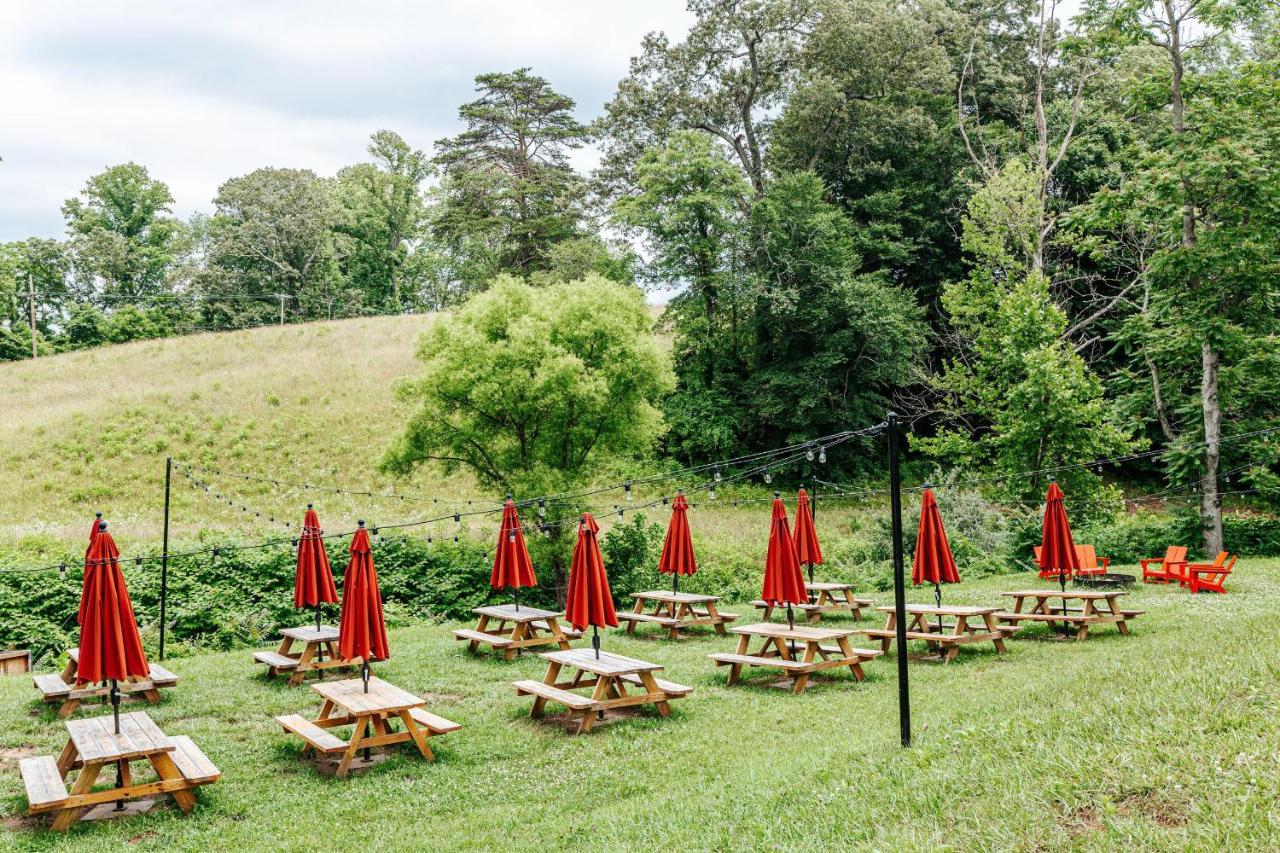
{"left": 0, "top": 649, "right": 31, "bottom": 675}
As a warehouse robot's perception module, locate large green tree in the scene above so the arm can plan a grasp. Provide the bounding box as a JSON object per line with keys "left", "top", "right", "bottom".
{"left": 336, "top": 130, "right": 433, "bottom": 311}
{"left": 384, "top": 274, "right": 672, "bottom": 589}
{"left": 62, "top": 163, "right": 190, "bottom": 301}
{"left": 199, "top": 168, "right": 347, "bottom": 326}
{"left": 431, "top": 69, "right": 592, "bottom": 290}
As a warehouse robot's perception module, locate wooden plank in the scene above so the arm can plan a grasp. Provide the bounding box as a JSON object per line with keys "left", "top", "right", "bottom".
{"left": 280, "top": 625, "right": 340, "bottom": 643}
{"left": 34, "top": 673, "right": 72, "bottom": 698}
{"left": 253, "top": 651, "right": 300, "bottom": 669}
{"left": 312, "top": 677, "right": 423, "bottom": 716}
{"left": 615, "top": 612, "right": 681, "bottom": 627}
{"left": 539, "top": 649, "right": 663, "bottom": 676}
{"left": 473, "top": 604, "right": 560, "bottom": 622}
{"left": 874, "top": 604, "right": 1000, "bottom": 617}
{"left": 452, "top": 628, "right": 513, "bottom": 647}
{"left": 1002, "top": 590, "right": 1126, "bottom": 600}
{"left": 513, "top": 679, "right": 596, "bottom": 710}
{"left": 993, "top": 611, "right": 1093, "bottom": 623}
{"left": 407, "top": 707, "right": 462, "bottom": 734}
{"left": 631, "top": 590, "right": 718, "bottom": 604}
{"left": 731, "top": 622, "right": 854, "bottom": 642}
{"left": 146, "top": 663, "right": 179, "bottom": 685}
{"left": 709, "top": 653, "right": 811, "bottom": 672}
{"left": 617, "top": 673, "right": 693, "bottom": 696}
{"left": 20, "top": 756, "right": 69, "bottom": 812}
{"left": 167, "top": 735, "right": 221, "bottom": 784}
{"left": 275, "top": 714, "right": 348, "bottom": 753}
{"left": 66, "top": 712, "right": 174, "bottom": 763}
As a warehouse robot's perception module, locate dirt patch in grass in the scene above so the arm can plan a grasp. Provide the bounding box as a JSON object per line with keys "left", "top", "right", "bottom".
{"left": 421, "top": 692, "right": 464, "bottom": 703}
{"left": 1063, "top": 805, "right": 1104, "bottom": 836}
{"left": 1117, "top": 790, "right": 1188, "bottom": 828}
{"left": 1, "top": 813, "right": 39, "bottom": 832}
{"left": 0, "top": 745, "right": 37, "bottom": 771}
{"left": 128, "top": 830, "right": 158, "bottom": 844}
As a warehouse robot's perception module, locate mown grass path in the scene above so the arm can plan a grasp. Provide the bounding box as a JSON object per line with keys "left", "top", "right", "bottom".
{"left": 3, "top": 563, "right": 1279, "bottom": 851}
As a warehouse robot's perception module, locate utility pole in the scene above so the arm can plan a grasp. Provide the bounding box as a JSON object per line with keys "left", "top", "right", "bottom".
{"left": 887, "top": 411, "right": 911, "bottom": 747}
{"left": 159, "top": 457, "right": 172, "bottom": 661}
{"left": 278, "top": 294, "right": 286, "bottom": 325}
{"left": 28, "top": 273, "right": 37, "bottom": 359}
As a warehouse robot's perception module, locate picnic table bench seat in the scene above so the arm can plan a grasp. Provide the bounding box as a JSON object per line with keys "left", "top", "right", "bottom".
{"left": 616, "top": 611, "right": 682, "bottom": 628}
{"left": 35, "top": 656, "right": 178, "bottom": 718}
{"left": 253, "top": 651, "right": 302, "bottom": 670}
{"left": 19, "top": 756, "right": 68, "bottom": 813}
{"left": 407, "top": 707, "right": 462, "bottom": 735}
{"left": 451, "top": 628, "right": 514, "bottom": 647}
{"left": 276, "top": 713, "right": 349, "bottom": 754}
{"left": 862, "top": 626, "right": 1020, "bottom": 643}
{"left": 616, "top": 673, "right": 693, "bottom": 697}
{"left": 709, "top": 652, "right": 812, "bottom": 672}
{"left": 620, "top": 591, "right": 737, "bottom": 639}
{"left": 167, "top": 735, "right": 221, "bottom": 785}
{"left": 513, "top": 679, "right": 597, "bottom": 710}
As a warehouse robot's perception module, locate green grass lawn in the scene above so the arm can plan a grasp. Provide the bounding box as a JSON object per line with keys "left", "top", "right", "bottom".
{"left": 3, "top": 562, "right": 1279, "bottom": 851}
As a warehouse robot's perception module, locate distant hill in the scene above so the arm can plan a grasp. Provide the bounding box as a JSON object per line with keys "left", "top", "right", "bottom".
{"left": 0, "top": 315, "right": 494, "bottom": 552}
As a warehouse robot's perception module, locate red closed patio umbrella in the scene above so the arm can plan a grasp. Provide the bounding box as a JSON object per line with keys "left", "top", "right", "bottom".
{"left": 565, "top": 513, "right": 617, "bottom": 659}
{"left": 294, "top": 505, "right": 339, "bottom": 631}
{"left": 338, "top": 521, "right": 389, "bottom": 693}
{"left": 762, "top": 494, "right": 807, "bottom": 632}
{"left": 912, "top": 488, "right": 961, "bottom": 628}
{"left": 491, "top": 498, "right": 537, "bottom": 609}
{"left": 658, "top": 491, "right": 697, "bottom": 594}
{"left": 1038, "top": 482, "right": 1079, "bottom": 594}
{"left": 78, "top": 522, "right": 149, "bottom": 735}
{"left": 793, "top": 487, "right": 823, "bottom": 600}
{"left": 77, "top": 511, "right": 103, "bottom": 626}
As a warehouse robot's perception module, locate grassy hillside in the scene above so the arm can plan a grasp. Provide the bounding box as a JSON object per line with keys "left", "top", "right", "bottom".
{"left": 2, "top": 562, "right": 1279, "bottom": 850}
{"left": 0, "top": 316, "right": 486, "bottom": 552}
{"left": 0, "top": 314, "right": 888, "bottom": 568}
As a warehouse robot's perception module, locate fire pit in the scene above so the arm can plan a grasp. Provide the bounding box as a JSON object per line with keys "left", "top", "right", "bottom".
{"left": 1075, "top": 573, "right": 1136, "bottom": 589}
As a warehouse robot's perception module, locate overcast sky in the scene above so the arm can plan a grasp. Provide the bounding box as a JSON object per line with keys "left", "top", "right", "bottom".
{"left": 0, "top": 1, "right": 695, "bottom": 242}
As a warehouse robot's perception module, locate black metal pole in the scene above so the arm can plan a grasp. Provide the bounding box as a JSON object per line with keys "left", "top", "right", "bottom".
{"left": 888, "top": 411, "right": 911, "bottom": 747}
{"left": 592, "top": 625, "right": 600, "bottom": 659}
{"left": 159, "top": 457, "right": 171, "bottom": 661}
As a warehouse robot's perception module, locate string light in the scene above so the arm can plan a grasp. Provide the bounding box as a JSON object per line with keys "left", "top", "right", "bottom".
{"left": 624, "top": 482, "right": 633, "bottom": 501}
{"left": 818, "top": 446, "right": 826, "bottom": 464}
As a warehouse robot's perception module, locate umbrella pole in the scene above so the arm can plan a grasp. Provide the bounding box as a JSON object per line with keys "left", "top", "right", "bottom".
{"left": 673, "top": 572, "right": 678, "bottom": 595}
{"left": 808, "top": 563, "right": 815, "bottom": 603}
{"left": 315, "top": 604, "right": 325, "bottom": 669}
{"left": 111, "top": 679, "right": 125, "bottom": 810}
{"left": 592, "top": 625, "right": 600, "bottom": 660}
{"left": 935, "top": 582, "right": 943, "bottom": 634}
{"left": 786, "top": 603, "right": 798, "bottom": 656}
{"left": 514, "top": 585, "right": 520, "bottom": 612}
{"left": 361, "top": 661, "right": 372, "bottom": 762}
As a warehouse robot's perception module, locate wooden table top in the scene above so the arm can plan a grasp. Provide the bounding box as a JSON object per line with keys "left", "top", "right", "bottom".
{"left": 1002, "top": 590, "right": 1125, "bottom": 600}
{"left": 539, "top": 648, "right": 663, "bottom": 676}
{"left": 805, "top": 582, "right": 855, "bottom": 591}
{"left": 875, "top": 604, "right": 1000, "bottom": 616}
{"left": 311, "top": 676, "right": 424, "bottom": 716}
{"left": 731, "top": 622, "right": 855, "bottom": 642}
{"left": 473, "top": 604, "right": 562, "bottom": 622}
{"left": 281, "top": 625, "right": 340, "bottom": 642}
{"left": 66, "top": 711, "right": 174, "bottom": 763}
{"left": 631, "top": 589, "right": 719, "bottom": 604}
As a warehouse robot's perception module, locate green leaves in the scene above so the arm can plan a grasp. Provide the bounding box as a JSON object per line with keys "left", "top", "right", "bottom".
{"left": 384, "top": 274, "right": 672, "bottom": 499}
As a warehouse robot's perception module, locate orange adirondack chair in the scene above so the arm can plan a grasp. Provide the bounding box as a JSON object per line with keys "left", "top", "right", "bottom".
{"left": 1073, "top": 545, "right": 1110, "bottom": 577}
{"left": 1188, "top": 553, "right": 1236, "bottom": 593}
{"left": 1177, "top": 550, "right": 1228, "bottom": 584}
{"left": 1140, "top": 546, "right": 1188, "bottom": 584}
{"left": 1034, "top": 544, "right": 1109, "bottom": 579}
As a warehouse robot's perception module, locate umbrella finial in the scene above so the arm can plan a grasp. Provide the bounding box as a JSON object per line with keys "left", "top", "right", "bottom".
{"left": 506, "top": 492, "right": 513, "bottom": 500}
{"left": 774, "top": 491, "right": 781, "bottom": 499}
{"left": 98, "top": 520, "right": 108, "bottom": 532}
{"left": 95, "top": 511, "right": 103, "bottom": 519}
{"left": 358, "top": 519, "right": 365, "bottom": 527}
{"left": 307, "top": 502, "right": 313, "bottom": 509}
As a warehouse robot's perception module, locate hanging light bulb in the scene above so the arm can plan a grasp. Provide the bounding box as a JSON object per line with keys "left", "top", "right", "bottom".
{"left": 764, "top": 471, "right": 773, "bottom": 484}
{"left": 59, "top": 563, "right": 67, "bottom": 579}
{"left": 713, "top": 466, "right": 722, "bottom": 482}
{"left": 508, "top": 529, "right": 516, "bottom": 543}
{"left": 538, "top": 497, "right": 547, "bottom": 517}
{"left": 806, "top": 446, "right": 815, "bottom": 462}
{"left": 624, "top": 481, "right": 633, "bottom": 501}
{"left": 454, "top": 512, "right": 462, "bottom": 527}
{"left": 708, "top": 485, "right": 717, "bottom": 500}
{"left": 617, "top": 508, "right": 624, "bottom": 521}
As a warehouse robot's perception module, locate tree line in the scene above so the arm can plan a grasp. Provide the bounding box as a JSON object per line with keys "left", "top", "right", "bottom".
{"left": 3, "top": 0, "right": 1279, "bottom": 555}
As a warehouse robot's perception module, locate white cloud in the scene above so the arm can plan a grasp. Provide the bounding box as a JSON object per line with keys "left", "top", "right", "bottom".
{"left": 0, "top": 0, "right": 693, "bottom": 240}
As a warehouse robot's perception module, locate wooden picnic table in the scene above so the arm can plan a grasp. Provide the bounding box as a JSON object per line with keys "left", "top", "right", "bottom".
{"left": 617, "top": 590, "right": 738, "bottom": 639}
{"left": 276, "top": 676, "right": 461, "bottom": 778}
{"left": 996, "top": 590, "right": 1145, "bottom": 642}
{"left": 254, "top": 625, "right": 358, "bottom": 686}
{"left": 33, "top": 647, "right": 179, "bottom": 718}
{"left": 453, "top": 604, "right": 581, "bottom": 660}
{"left": 514, "top": 649, "right": 691, "bottom": 734}
{"left": 19, "top": 711, "right": 218, "bottom": 831}
{"left": 863, "top": 604, "right": 1019, "bottom": 663}
{"left": 710, "top": 622, "right": 881, "bottom": 695}
{"left": 752, "top": 582, "right": 872, "bottom": 622}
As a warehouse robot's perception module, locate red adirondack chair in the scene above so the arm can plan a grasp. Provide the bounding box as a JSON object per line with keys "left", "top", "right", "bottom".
{"left": 1074, "top": 545, "right": 1109, "bottom": 577}
{"left": 1140, "top": 546, "right": 1188, "bottom": 584}
{"left": 1186, "top": 552, "right": 1236, "bottom": 593}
